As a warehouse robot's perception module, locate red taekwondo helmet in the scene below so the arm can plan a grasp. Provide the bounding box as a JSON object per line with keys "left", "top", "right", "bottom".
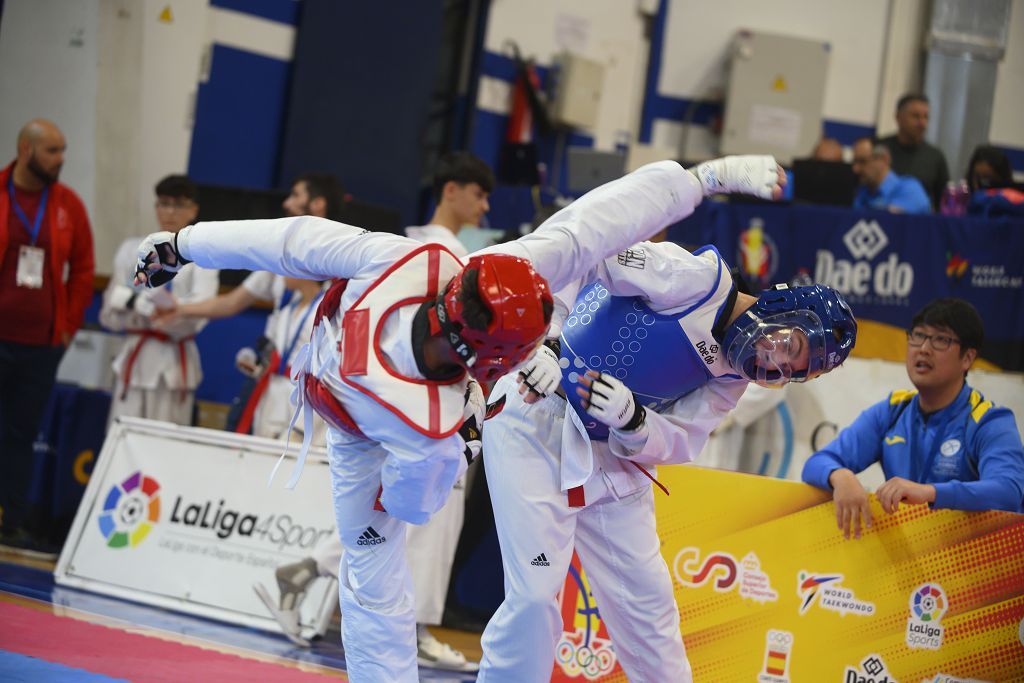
{"left": 436, "top": 254, "right": 553, "bottom": 383}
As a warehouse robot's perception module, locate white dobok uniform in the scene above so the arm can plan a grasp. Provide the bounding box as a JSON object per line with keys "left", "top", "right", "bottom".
{"left": 173, "top": 161, "right": 704, "bottom": 682}
{"left": 101, "top": 237, "right": 218, "bottom": 426}
{"left": 240, "top": 270, "right": 287, "bottom": 335}
{"left": 305, "top": 224, "right": 471, "bottom": 626}
{"left": 251, "top": 284, "right": 329, "bottom": 445}
{"left": 477, "top": 242, "right": 749, "bottom": 683}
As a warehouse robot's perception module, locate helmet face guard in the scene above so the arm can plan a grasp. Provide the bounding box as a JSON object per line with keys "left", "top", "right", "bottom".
{"left": 723, "top": 284, "right": 857, "bottom": 387}
{"left": 726, "top": 310, "right": 826, "bottom": 386}
{"left": 437, "top": 254, "right": 552, "bottom": 383}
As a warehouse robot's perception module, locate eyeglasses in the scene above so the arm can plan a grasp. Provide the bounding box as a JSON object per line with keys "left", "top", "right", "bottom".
{"left": 906, "top": 329, "right": 960, "bottom": 351}
{"left": 155, "top": 199, "right": 194, "bottom": 211}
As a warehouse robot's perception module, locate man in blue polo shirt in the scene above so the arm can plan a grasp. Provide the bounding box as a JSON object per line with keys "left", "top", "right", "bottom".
{"left": 803, "top": 298, "right": 1024, "bottom": 539}
{"left": 851, "top": 137, "right": 932, "bottom": 215}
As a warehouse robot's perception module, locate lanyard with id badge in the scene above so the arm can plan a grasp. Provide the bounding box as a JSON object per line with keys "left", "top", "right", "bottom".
{"left": 8, "top": 176, "right": 49, "bottom": 289}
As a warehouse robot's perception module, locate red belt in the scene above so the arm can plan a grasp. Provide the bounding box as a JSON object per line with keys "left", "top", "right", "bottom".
{"left": 121, "top": 330, "right": 194, "bottom": 402}
{"left": 566, "top": 463, "right": 670, "bottom": 508}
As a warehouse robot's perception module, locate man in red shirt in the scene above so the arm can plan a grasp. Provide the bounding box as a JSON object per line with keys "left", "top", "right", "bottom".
{"left": 0, "top": 119, "right": 94, "bottom": 551}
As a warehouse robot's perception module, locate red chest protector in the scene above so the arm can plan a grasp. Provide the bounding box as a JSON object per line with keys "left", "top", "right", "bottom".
{"left": 302, "top": 243, "right": 468, "bottom": 440}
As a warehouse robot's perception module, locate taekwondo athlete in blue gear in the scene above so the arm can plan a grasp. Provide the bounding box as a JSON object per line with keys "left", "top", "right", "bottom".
{"left": 136, "top": 156, "right": 791, "bottom": 683}
{"left": 478, "top": 231, "right": 857, "bottom": 682}
{"left": 803, "top": 298, "right": 1024, "bottom": 539}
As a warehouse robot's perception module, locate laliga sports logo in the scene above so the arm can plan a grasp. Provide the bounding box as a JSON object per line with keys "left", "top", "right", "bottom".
{"left": 738, "top": 220, "right": 779, "bottom": 289}
{"left": 97, "top": 471, "right": 160, "bottom": 549}
{"left": 815, "top": 220, "right": 914, "bottom": 301}
{"left": 906, "top": 583, "right": 947, "bottom": 650}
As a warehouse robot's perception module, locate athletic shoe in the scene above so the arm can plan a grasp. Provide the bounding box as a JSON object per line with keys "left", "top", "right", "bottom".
{"left": 0, "top": 528, "right": 60, "bottom": 561}
{"left": 417, "top": 629, "right": 479, "bottom": 672}
{"left": 252, "top": 556, "right": 317, "bottom": 646}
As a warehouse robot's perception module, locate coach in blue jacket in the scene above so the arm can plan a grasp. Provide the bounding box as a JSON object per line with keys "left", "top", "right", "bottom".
{"left": 803, "top": 298, "right": 1024, "bottom": 538}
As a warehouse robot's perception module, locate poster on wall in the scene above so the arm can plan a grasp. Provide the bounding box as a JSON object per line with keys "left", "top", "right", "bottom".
{"left": 554, "top": 467, "right": 1024, "bottom": 682}
{"left": 55, "top": 418, "right": 338, "bottom": 642}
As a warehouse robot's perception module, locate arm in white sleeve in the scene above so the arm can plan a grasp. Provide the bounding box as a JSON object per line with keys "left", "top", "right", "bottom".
{"left": 587, "top": 240, "right": 721, "bottom": 311}
{"left": 483, "top": 161, "right": 703, "bottom": 293}
{"left": 179, "top": 215, "right": 417, "bottom": 281}
{"left": 608, "top": 378, "right": 748, "bottom": 466}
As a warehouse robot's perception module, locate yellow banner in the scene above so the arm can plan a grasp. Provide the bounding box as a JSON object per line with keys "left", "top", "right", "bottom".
{"left": 555, "top": 467, "right": 1024, "bottom": 682}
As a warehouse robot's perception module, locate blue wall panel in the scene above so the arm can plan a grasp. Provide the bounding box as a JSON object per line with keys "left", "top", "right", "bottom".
{"left": 188, "top": 45, "right": 291, "bottom": 189}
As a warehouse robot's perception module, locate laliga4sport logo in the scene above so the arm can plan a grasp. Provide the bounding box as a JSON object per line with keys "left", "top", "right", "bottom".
{"left": 906, "top": 583, "right": 947, "bottom": 650}
{"left": 97, "top": 471, "right": 160, "bottom": 549}
{"left": 815, "top": 220, "right": 914, "bottom": 304}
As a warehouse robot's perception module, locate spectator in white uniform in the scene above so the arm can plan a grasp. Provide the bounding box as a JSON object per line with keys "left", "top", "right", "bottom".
{"left": 101, "top": 175, "right": 218, "bottom": 426}
{"left": 235, "top": 275, "right": 329, "bottom": 444}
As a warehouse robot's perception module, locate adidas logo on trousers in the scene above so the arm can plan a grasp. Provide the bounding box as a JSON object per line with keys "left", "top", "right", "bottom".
{"left": 357, "top": 527, "right": 386, "bottom": 546}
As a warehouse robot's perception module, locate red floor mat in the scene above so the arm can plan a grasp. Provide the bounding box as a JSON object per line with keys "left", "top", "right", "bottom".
{"left": 0, "top": 600, "right": 345, "bottom": 682}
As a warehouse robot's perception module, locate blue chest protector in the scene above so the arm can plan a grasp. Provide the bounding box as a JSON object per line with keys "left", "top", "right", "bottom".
{"left": 558, "top": 247, "right": 737, "bottom": 440}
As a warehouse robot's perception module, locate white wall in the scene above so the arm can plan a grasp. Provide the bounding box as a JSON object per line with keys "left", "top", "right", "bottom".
{"left": 660, "top": 0, "right": 891, "bottom": 126}
{"left": 0, "top": 0, "right": 100, "bottom": 220}
{"left": 990, "top": 0, "right": 1024, "bottom": 150}
{"left": 482, "top": 0, "right": 650, "bottom": 151}
{"left": 0, "top": 0, "right": 295, "bottom": 273}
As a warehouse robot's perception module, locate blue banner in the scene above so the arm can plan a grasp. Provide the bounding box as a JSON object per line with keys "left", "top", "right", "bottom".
{"left": 670, "top": 202, "right": 1024, "bottom": 370}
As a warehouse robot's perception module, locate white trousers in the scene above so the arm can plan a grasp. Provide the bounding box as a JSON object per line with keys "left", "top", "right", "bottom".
{"left": 309, "top": 475, "right": 465, "bottom": 625}
{"left": 477, "top": 383, "right": 691, "bottom": 683}
{"left": 326, "top": 431, "right": 417, "bottom": 682}
{"left": 107, "top": 384, "right": 194, "bottom": 428}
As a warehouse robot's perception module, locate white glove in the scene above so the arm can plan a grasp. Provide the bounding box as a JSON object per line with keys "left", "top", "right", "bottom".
{"left": 517, "top": 343, "right": 562, "bottom": 399}
{"left": 235, "top": 347, "right": 263, "bottom": 378}
{"left": 107, "top": 284, "right": 135, "bottom": 310}
{"left": 691, "top": 155, "right": 780, "bottom": 200}
{"left": 459, "top": 379, "right": 485, "bottom": 462}
{"left": 575, "top": 370, "right": 645, "bottom": 431}
{"left": 132, "top": 294, "right": 157, "bottom": 318}
{"left": 134, "top": 228, "right": 191, "bottom": 289}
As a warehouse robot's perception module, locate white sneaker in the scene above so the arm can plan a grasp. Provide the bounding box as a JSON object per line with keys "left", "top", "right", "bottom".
{"left": 252, "top": 557, "right": 318, "bottom": 647}
{"left": 417, "top": 629, "right": 479, "bottom": 672}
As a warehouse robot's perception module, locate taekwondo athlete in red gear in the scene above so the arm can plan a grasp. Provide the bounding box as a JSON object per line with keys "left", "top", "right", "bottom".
{"left": 132, "top": 156, "right": 783, "bottom": 683}
{"left": 475, "top": 173, "right": 856, "bottom": 682}
{"left": 254, "top": 154, "right": 493, "bottom": 671}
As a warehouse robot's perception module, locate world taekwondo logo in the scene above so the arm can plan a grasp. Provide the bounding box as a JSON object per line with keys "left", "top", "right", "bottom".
{"left": 843, "top": 220, "right": 889, "bottom": 259}
{"left": 797, "top": 571, "right": 875, "bottom": 616}
{"left": 97, "top": 471, "right": 160, "bottom": 549}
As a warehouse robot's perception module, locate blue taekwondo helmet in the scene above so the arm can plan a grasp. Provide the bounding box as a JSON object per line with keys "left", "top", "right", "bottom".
{"left": 722, "top": 284, "right": 857, "bottom": 386}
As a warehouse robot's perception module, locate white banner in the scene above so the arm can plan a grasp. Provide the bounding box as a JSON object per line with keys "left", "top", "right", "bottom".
{"left": 55, "top": 418, "right": 338, "bottom": 641}
{"left": 700, "top": 358, "right": 1024, "bottom": 490}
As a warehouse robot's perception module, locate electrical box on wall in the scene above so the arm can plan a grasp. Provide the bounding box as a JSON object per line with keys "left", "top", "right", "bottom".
{"left": 721, "top": 31, "right": 830, "bottom": 164}
{"left": 548, "top": 52, "right": 604, "bottom": 130}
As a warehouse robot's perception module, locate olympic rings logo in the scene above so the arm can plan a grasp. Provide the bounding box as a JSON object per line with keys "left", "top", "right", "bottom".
{"left": 555, "top": 633, "right": 616, "bottom": 680}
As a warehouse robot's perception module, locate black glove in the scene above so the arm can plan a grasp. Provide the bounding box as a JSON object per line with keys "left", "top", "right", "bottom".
{"left": 460, "top": 380, "right": 485, "bottom": 463}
